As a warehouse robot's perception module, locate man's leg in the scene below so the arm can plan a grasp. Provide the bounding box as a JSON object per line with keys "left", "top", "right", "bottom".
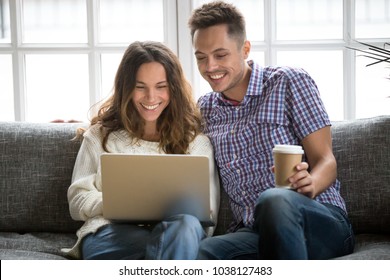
{"left": 197, "top": 228, "right": 258, "bottom": 260}
{"left": 254, "top": 188, "right": 354, "bottom": 259}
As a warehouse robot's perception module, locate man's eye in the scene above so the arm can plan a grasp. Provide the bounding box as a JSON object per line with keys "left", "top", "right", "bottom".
{"left": 196, "top": 56, "right": 206, "bottom": 61}
{"left": 216, "top": 54, "right": 227, "bottom": 59}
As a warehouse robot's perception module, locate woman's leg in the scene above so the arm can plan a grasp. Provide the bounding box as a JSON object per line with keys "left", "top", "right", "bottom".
{"left": 145, "top": 214, "right": 206, "bottom": 260}
{"left": 254, "top": 188, "right": 354, "bottom": 259}
{"left": 81, "top": 223, "right": 151, "bottom": 260}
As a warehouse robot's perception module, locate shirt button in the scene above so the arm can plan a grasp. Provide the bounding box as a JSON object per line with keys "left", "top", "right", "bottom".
{"left": 236, "top": 169, "right": 240, "bottom": 173}
{"left": 242, "top": 191, "right": 246, "bottom": 195}
{"left": 233, "top": 154, "right": 237, "bottom": 159}
{"left": 231, "top": 129, "right": 235, "bottom": 134}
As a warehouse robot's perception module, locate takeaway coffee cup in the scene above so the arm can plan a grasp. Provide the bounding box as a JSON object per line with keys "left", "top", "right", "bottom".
{"left": 272, "top": 144, "right": 304, "bottom": 189}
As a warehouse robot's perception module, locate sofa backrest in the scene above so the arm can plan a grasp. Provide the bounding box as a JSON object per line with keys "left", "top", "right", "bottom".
{"left": 0, "top": 122, "right": 84, "bottom": 233}
{"left": 331, "top": 115, "right": 390, "bottom": 235}
{"left": 1, "top": 116, "right": 389, "bottom": 235}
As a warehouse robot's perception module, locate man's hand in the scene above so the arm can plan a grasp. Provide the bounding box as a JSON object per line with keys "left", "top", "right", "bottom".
{"left": 271, "top": 162, "right": 316, "bottom": 198}
{"left": 289, "top": 162, "right": 316, "bottom": 198}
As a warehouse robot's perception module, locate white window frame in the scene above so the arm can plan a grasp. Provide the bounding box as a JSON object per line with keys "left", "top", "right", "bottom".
{"left": 1, "top": 0, "right": 389, "bottom": 121}
{"left": 178, "top": 0, "right": 389, "bottom": 120}
{"left": 3, "top": 0, "right": 177, "bottom": 121}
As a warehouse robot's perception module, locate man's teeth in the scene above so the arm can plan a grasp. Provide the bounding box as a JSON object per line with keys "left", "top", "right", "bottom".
{"left": 210, "top": 74, "right": 224, "bottom": 80}
{"left": 142, "top": 103, "right": 159, "bottom": 110}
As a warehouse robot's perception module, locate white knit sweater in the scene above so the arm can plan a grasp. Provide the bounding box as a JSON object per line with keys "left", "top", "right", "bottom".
{"left": 63, "top": 124, "right": 220, "bottom": 259}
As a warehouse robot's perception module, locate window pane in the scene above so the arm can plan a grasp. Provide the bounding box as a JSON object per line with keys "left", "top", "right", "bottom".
{"left": 248, "top": 51, "right": 265, "bottom": 66}
{"left": 192, "top": 0, "right": 264, "bottom": 42}
{"left": 99, "top": 0, "right": 164, "bottom": 43}
{"left": 0, "top": 0, "right": 11, "bottom": 43}
{"left": 101, "top": 52, "right": 124, "bottom": 99}
{"left": 22, "top": 0, "right": 87, "bottom": 43}
{"left": 25, "top": 54, "right": 89, "bottom": 122}
{"left": 276, "top": 0, "right": 343, "bottom": 40}
{"left": 197, "top": 75, "right": 212, "bottom": 100}
{"left": 355, "top": 0, "right": 390, "bottom": 39}
{"left": 356, "top": 56, "right": 390, "bottom": 119}
{"left": 277, "top": 50, "right": 344, "bottom": 121}
{"left": 0, "top": 54, "right": 14, "bottom": 120}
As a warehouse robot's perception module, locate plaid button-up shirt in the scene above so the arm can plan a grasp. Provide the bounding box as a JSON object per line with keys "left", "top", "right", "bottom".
{"left": 198, "top": 61, "right": 347, "bottom": 231}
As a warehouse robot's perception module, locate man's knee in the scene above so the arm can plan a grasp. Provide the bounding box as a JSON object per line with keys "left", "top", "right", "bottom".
{"left": 256, "top": 188, "right": 297, "bottom": 208}
{"left": 254, "top": 188, "right": 300, "bottom": 226}
{"left": 197, "top": 237, "right": 220, "bottom": 260}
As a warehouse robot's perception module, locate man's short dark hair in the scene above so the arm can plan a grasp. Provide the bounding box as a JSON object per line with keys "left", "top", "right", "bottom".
{"left": 188, "top": 1, "right": 246, "bottom": 45}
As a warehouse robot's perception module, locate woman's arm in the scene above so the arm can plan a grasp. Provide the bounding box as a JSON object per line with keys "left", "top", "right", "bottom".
{"left": 68, "top": 127, "right": 105, "bottom": 221}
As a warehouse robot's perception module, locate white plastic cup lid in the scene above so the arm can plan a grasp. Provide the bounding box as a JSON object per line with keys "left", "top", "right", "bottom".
{"left": 272, "top": 144, "right": 304, "bottom": 154}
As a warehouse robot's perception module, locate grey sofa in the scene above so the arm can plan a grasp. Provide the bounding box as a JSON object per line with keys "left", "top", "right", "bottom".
{"left": 0, "top": 116, "right": 389, "bottom": 260}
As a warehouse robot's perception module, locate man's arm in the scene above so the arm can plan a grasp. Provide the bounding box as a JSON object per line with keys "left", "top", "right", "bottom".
{"left": 289, "top": 126, "right": 337, "bottom": 198}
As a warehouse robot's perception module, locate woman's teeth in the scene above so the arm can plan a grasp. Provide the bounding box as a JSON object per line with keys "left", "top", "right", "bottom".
{"left": 142, "top": 103, "right": 159, "bottom": 110}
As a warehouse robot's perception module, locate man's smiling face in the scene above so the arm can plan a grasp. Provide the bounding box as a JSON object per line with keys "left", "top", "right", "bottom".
{"left": 193, "top": 24, "right": 250, "bottom": 100}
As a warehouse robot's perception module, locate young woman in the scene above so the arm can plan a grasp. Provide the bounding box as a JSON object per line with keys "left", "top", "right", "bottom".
{"left": 64, "top": 41, "right": 219, "bottom": 260}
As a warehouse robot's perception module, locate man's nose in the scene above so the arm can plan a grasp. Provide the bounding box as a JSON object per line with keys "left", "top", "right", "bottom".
{"left": 206, "top": 57, "right": 218, "bottom": 72}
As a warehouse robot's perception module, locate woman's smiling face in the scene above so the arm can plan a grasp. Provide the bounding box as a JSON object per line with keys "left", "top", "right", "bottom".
{"left": 132, "top": 62, "right": 170, "bottom": 128}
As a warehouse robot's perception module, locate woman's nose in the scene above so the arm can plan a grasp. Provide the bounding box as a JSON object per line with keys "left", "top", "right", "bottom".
{"left": 144, "top": 89, "right": 156, "bottom": 101}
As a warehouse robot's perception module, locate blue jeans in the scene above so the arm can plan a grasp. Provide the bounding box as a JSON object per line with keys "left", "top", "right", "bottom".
{"left": 82, "top": 214, "right": 205, "bottom": 260}
{"left": 197, "top": 188, "right": 354, "bottom": 260}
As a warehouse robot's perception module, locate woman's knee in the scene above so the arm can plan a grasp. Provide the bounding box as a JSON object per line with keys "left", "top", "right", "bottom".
{"left": 174, "top": 214, "right": 202, "bottom": 229}
{"left": 165, "top": 214, "right": 204, "bottom": 237}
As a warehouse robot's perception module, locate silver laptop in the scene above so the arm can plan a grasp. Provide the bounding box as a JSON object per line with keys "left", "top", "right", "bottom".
{"left": 100, "top": 153, "right": 213, "bottom": 226}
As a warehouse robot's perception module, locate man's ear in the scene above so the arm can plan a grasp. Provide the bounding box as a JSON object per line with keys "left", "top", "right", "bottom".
{"left": 243, "top": 40, "right": 251, "bottom": 59}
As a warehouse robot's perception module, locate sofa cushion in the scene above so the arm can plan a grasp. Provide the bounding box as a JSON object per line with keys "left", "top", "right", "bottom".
{"left": 0, "top": 122, "right": 84, "bottom": 233}
{"left": 0, "top": 249, "right": 68, "bottom": 260}
{"left": 332, "top": 116, "right": 390, "bottom": 234}
{"left": 334, "top": 234, "right": 390, "bottom": 260}
{"left": 0, "top": 232, "right": 77, "bottom": 259}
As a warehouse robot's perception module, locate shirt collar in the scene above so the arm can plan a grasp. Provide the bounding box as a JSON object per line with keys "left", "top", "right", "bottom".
{"left": 246, "top": 60, "right": 263, "bottom": 97}
{"left": 216, "top": 60, "right": 263, "bottom": 106}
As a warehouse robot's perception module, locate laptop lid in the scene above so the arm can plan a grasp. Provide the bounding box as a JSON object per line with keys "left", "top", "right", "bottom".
{"left": 100, "top": 153, "right": 213, "bottom": 225}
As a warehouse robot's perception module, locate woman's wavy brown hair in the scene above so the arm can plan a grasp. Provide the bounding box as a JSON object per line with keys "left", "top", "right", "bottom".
{"left": 87, "top": 41, "right": 202, "bottom": 154}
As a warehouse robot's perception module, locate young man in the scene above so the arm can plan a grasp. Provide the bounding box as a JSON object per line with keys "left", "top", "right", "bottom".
{"left": 188, "top": 1, "right": 354, "bottom": 259}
